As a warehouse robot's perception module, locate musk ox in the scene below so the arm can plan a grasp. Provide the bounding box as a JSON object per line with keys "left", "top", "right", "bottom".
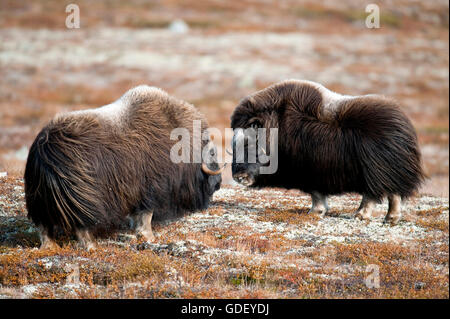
{"left": 231, "top": 79, "right": 424, "bottom": 224}
{"left": 25, "top": 85, "right": 223, "bottom": 249}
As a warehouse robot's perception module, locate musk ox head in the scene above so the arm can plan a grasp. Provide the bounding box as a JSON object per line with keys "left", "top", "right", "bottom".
{"left": 230, "top": 86, "right": 283, "bottom": 187}
{"left": 230, "top": 125, "right": 274, "bottom": 187}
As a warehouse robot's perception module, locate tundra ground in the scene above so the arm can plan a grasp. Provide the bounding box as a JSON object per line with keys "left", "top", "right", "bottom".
{"left": 0, "top": 0, "right": 448, "bottom": 299}
{"left": 0, "top": 177, "right": 448, "bottom": 298}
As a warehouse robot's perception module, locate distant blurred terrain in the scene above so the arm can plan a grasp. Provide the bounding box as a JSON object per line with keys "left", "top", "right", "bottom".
{"left": 0, "top": 0, "right": 448, "bottom": 195}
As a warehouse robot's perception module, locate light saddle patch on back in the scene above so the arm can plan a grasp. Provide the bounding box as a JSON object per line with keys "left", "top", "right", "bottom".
{"left": 58, "top": 85, "right": 167, "bottom": 124}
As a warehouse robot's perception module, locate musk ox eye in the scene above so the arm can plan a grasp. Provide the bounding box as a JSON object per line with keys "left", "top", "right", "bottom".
{"left": 249, "top": 120, "right": 261, "bottom": 129}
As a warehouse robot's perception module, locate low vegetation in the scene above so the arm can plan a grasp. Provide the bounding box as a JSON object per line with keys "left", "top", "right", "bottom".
{"left": 0, "top": 177, "right": 448, "bottom": 298}
{"left": 0, "top": 0, "right": 447, "bottom": 298}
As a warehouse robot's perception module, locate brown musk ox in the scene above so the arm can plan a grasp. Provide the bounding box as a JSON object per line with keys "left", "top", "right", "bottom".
{"left": 24, "top": 85, "right": 224, "bottom": 249}
{"left": 230, "top": 79, "right": 425, "bottom": 224}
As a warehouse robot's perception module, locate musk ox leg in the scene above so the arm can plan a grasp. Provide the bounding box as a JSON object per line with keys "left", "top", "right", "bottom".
{"left": 354, "top": 196, "right": 375, "bottom": 221}
{"left": 76, "top": 229, "right": 96, "bottom": 251}
{"left": 39, "top": 227, "right": 58, "bottom": 250}
{"left": 384, "top": 194, "right": 402, "bottom": 225}
{"left": 308, "top": 192, "right": 329, "bottom": 216}
{"left": 137, "top": 212, "right": 155, "bottom": 242}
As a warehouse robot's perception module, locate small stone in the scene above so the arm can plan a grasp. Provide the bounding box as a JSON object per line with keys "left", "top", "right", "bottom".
{"left": 168, "top": 19, "right": 189, "bottom": 34}
{"left": 136, "top": 242, "right": 151, "bottom": 251}
{"left": 415, "top": 282, "right": 426, "bottom": 290}
{"left": 15, "top": 146, "right": 29, "bottom": 161}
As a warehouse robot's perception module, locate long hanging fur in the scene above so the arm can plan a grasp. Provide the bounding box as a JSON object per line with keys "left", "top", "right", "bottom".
{"left": 230, "top": 80, "right": 425, "bottom": 201}
{"left": 25, "top": 86, "right": 222, "bottom": 240}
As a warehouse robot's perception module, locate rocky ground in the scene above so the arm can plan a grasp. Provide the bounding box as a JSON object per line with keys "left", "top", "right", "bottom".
{"left": 0, "top": 176, "right": 448, "bottom": 298}
{"left": 0, "top": 0, "right": 448, "bottom": 299}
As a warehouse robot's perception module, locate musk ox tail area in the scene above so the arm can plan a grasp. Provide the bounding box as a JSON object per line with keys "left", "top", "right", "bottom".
{"left": 24, "top": 117, "right": 125, "bottom": 240}
{"left": 336, "top": 97, "right": 425, "bottom": 200}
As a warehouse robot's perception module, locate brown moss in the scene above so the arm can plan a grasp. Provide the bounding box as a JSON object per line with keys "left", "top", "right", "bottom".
{"left": 416, "top": 218, "right": 449, "bottom": 232}
{"left": 332, "top": 242, "right": 414, "bottom": 266}
{"left": 257, "top": 208, "right": 321, "bottom": 225}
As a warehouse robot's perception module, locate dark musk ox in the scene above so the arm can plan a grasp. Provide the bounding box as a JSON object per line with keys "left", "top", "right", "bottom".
{"left": 230, "top": 79, "right": 424, "bottom": 225}
{"left": 25, "top": 85, "right": 223, "bottom": 249}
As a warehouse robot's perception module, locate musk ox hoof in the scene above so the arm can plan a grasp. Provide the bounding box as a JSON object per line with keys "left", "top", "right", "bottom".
{"left": 354, "top": 211, "right": 371, "bottom": 221}
{"left": 354, "top": 198, "right": 375, "bottom": 221}
{"left": 76, "top": 240, "right": 96, "bottom": 252}
{"left": 38, "top": 227, "right": 59, "bottom": 250}
{"left": 383, "top": 215, "right": 401, "bottom": 225}
{"left": 307, "top": 208, "right": 328, "bottom": 216}
{"left": 40, "top": 240, "right": 59, "bottom": 250}
{"left": 76, "top": 230, "right": 96, "bottom": 251}
{"left": 136, "top": 213, "right": 155, "bottom": 243}
{"left": 138, "top": 231, "right": 155, "bottom": 243}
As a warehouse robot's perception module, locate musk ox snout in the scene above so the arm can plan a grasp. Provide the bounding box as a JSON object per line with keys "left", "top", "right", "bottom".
{"left": 202, "top": 142, "right": 223, "bottom": 194}
{"left": 208, "top": 173, "right": 222, "bottom": 193}
{"left": 231, "top": 126, "right": 279, "bottom": 185}
{"left": 231, "top": 128, "right": 262, "bottom": 186}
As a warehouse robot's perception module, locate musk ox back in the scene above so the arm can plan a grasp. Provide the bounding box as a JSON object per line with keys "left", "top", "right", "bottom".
{"left": 231, "top": 79, "right": 424, "bottom": 225}
{"left": 25, "top": 85, "right": 223, "bottom": 248}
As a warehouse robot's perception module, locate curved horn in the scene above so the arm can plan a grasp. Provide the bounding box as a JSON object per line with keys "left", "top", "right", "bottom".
{"left": 202, "top": 162, "right": 227, "bottom": 175}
